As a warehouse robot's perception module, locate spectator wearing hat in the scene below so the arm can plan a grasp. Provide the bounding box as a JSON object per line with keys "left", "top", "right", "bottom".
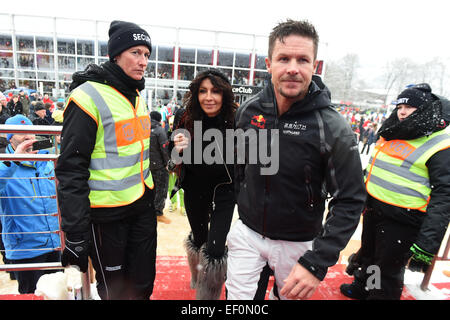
{"left": 149, "top": 111, "right": 171, "bottom": 224}
{"left": 0, "top": 115, "right": 61, "bottom": 294}
{"left": 6, "top": 94, "right": 23, "bottom": 117}
{"left": 29, "top": 101, "right": 54, "bottom": 141}
{"left": 340, "top": 83, "right": 450, "bottom": 300}
{"left": 55, "top": 20, "right": 156, "bottom": 300}
{"left": 29, "top": 102, "right": 54, "bottom": 126}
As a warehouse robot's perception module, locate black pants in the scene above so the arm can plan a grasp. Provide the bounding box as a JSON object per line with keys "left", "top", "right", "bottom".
{"left": 11, "top": 251, "right": 61, "bottom": 294}
{"left": 184, "top": 183, "right": 235, "bottom": 258}
{"left": 150, "top": 167, "right": 169, "bottom": 215}
{"left": 89, "top": 197, "right": 157, "bottom": 300}
{"left": 356, "top": 208, "right": 420, "bottom": 299}
{"left": 360, "top": 142, "right": 372, "bottom": 154}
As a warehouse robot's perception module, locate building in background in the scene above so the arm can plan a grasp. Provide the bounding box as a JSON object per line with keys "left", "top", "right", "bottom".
{"left": 0, "top": 14, "right": 326, "bottom": 108}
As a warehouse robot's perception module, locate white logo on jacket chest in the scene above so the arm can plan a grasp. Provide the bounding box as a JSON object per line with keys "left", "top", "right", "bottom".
{"left": 282, "top": 121, "right": 307, "bottom": 136}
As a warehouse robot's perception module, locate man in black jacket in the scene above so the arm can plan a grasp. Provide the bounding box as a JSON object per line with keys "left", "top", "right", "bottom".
{"left": 28, "top": 102, "right": 53, "bottom": 126}
{"left": 225, "top": 19, "right": 366, "bottom": 300}
{"left": 150, "top": 111, "right": 171, "bottom": 224}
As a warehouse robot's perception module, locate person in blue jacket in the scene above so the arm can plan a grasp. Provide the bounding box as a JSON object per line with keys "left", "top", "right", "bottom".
{"left": 0, "top": 115, "right": 61, "bottom": 294}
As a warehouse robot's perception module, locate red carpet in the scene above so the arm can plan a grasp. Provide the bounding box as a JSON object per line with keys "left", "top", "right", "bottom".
{"left": 151, "top": 256, "right": 417, "bottom": 300}
{"left": 2, "top": 256, "right": 448, "bottom": 300}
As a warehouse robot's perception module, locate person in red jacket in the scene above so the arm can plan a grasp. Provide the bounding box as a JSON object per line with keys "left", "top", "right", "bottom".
{"left": 42, "top": 93, "right": 55, "bottom": 112}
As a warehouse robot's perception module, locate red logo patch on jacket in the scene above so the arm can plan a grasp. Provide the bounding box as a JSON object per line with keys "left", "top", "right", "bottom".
{"left": 251, "top": 115, "right": 266, "bottom": 129}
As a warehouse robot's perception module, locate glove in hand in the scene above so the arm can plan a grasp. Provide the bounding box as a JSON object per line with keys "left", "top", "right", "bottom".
{"left": 407, "top": 243, "right": 434, "bottom": 273}
{"left": 61, "top": 233, "right": 90, "bottom": 273}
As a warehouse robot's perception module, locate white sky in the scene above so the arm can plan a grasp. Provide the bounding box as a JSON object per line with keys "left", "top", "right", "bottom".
{"left": 2, "top": 0, "right": 450, "bottom": 82}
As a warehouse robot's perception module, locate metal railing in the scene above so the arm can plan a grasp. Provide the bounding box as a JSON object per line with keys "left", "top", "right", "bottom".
{"left": 0, "top": 124, "right": 91, "bottom": 300}
{"left": 421, "top": 233, "right": 450, "bottom": 291}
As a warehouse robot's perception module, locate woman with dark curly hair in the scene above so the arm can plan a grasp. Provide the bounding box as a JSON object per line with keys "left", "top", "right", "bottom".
{"left": 172, "top": 69, "right": 237, "bottom": 299}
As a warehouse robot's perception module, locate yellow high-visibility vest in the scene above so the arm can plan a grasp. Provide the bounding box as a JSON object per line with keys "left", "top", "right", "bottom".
{"left": 66, "top": 81, "right": 153, "bottom": 207}
{"left": 365, "top": 128, "right": 450, "bottom": 212}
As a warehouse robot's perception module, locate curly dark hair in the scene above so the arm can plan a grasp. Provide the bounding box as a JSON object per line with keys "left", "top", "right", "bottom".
{"left": 181, "top": 69, "right": 237, "bottom": 134}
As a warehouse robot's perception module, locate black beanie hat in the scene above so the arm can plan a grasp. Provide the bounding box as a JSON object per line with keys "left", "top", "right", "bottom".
{"left": 150, "top": 111, "right": 162, "bottom": 122}
{"left": 396, "top": 83, "right": 433, "bottom": 109}
{"left": 107, "top": 20, "right": 152, "bottom": 62}
{"left": 34, "top": 101, "right": 45, "bottom": 111}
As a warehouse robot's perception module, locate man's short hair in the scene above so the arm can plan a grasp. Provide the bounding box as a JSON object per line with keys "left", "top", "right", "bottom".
{"left": 268, "top": 19, "right": 319, "bottom": 61}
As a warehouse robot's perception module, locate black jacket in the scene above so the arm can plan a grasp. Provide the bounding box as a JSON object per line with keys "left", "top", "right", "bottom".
{"left": 235, "top": 77, "right": 366, "bottom": 280}
{"left": 29, "top": 112, "right": 54, "bottom": 126}
{"left": 172, "top": 110, "right": 235, "bottom": 191}
{"left": 149, "top": 118, "right": 169, "bottom": 170}
{"left": 0, "top": 108, "right": 10, "bottom": 124}
{"left": 7, "top": 100, "right": 23, "bottom": 116}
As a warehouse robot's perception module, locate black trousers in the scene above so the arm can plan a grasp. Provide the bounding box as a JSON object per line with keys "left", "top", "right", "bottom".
{"left": 89, "top": 198, "right": 157, "bottom": 300}
{"left": 184, "top": 183, "right": 235, "bottom": 258}
{"left": 150, "top": 167, "right": 169, "bottom": 215}
{"left": 11, "top": 251, "right": 61, "bottom": 294}
{"left": 356, "top": 208, "right": 420, "bottom": 299}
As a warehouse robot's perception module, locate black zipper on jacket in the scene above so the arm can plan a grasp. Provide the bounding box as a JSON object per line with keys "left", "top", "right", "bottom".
{"left": 261, "top": 84, "right": 279, "bottom": 238}
{"left": 211, "top": 133, "right": 233, "bottom": 211}
{"left": 304, "top": 165, "right": 314, "bottom": 211}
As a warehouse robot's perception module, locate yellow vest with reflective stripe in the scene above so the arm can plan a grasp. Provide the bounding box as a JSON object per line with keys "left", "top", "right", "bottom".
{"left": 365, "top": 128, "right": 450, "bottom": 212}
{"left": 67, "top": 81, "right": 153, "bottom": 207}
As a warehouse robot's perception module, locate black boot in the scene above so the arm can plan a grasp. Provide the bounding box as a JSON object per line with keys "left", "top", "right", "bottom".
{"left": 345, "top": 252, "right": 361, "bottom": 276}
{"left": 340, "top": 279, "right": 369, "bottom": 300}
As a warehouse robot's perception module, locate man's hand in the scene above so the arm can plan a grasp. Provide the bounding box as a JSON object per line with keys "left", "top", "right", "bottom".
{"left": 280, "top": 263, "right": 320, "bottom": 300}
{"left": 61, "top": 234, "right": 91, "bottom": 273}
{"left": 15, "top": 139, "right": 38, "bottom": 154}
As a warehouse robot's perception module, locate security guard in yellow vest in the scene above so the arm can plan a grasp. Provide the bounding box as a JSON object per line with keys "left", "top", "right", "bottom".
{"left": 55, "top": 21, "right": 156, "bottom": 300}
{"left": 340, "top": 83, "right": 450, "bottom": 300}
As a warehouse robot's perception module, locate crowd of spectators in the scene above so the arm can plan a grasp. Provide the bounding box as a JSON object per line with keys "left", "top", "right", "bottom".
{"left": 337, "top": 105, "right": 387, "bottom": 154}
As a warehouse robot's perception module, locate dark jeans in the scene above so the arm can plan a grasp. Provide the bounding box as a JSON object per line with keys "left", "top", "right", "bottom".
{"left": 89, "top": 198, "right": 157, "bottom": 300}
{"left": 11, "top": 251, "right": 61, "bottom": 294}
{"left": 356, "top": 208, "right": 420, "bottom": 299}
{"left": 184, "top": 183, "right": 235, "bottom": 258}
